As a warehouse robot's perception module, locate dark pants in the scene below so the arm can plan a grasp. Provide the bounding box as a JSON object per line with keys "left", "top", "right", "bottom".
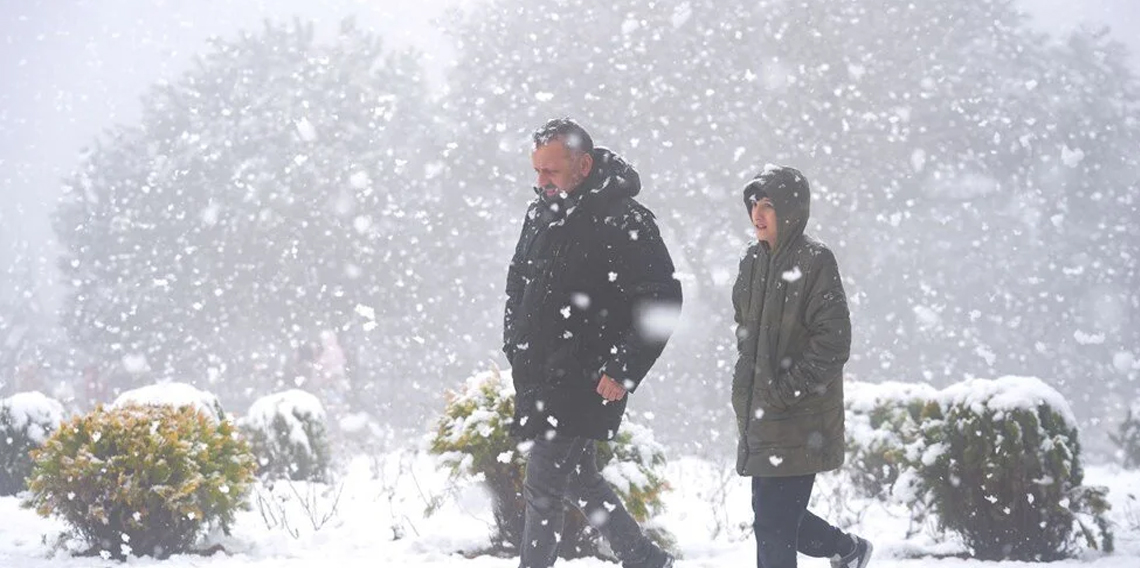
{"left": 519, "top": 435, "right": 657, "bottom": 568}
{"left": 752, "top": 474, "right": 849, "bottom": 568}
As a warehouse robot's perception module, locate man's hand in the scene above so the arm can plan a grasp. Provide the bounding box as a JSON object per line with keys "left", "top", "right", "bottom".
{"left": 596, "top": 374, "right": 627, "bottom": 402}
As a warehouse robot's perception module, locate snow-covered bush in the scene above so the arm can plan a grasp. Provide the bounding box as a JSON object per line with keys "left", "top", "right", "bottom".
{"left": 904, "top": 376, "right": 1112, "bottom": 560}
{"left": 111, "top": 382, "right": 226, "bottom": 422}
{"left": 429, "top": 367, "right": 673, "bottom": 559}
{"left": 428, "top": 367, "right": 525, "bottom": 552}
{"left": 844, "top": 381, "right": 936, "bottom": 500}
{"left": 25, "top": 404, "right": 255, "bottom": 559}
{"left": 1110, "top": 401, "right": 1140, "bottom": 469}
{"left": 0, "top": 392, "right": 66, "bottom": 495}
{"left": 240, "top": 390, "right": 330, "bottom": 482}
{"left": 593, "top": 421, "right": 675, "bottom": 555}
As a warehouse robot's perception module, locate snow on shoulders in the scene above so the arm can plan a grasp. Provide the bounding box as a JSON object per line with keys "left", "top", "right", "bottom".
{"left": 111, "top": 382, "right": 224, "bottom": 421}
{"left": 1, "top": 392, "right": 67, "bottom": 443}
{"left": 936, "top": 375, "right": 1077, "bottom": 429}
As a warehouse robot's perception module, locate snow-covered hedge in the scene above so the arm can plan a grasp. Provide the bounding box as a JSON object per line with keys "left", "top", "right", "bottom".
{"left": 111, "top": 382, "right": 226, "bottom": 422}
{"left": 902, "top": 376, "right": 1112, "bottom": 560}
{"left": 0, "top": 392, "right": 66, "bottom": 495}
{"left": 1110, "top": 401, "right": 1140, "bottom": 469}
{"left": 240, "top": 390, "right": 330, "bottom": 482}
{"left": 429, "top": 367, "right": 673, "bottom": 560}
{"left": 593, "top": 421, "right": 675, "bottom": 557}
{"left": 26, "top": 404, "right": 255, "bottom": 559}
{"left": 844, "top": 381, "right": 936, "bottom": 500}
{"left": 429, "top": 367, "right": 522, "bottom": 551}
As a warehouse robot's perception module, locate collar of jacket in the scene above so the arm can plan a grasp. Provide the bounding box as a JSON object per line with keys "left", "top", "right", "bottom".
{"left": 534, "top": 189, "right": 583, "bottom": 226}
{"left": 531, "top": 147, "right": 642, "bottom": 222}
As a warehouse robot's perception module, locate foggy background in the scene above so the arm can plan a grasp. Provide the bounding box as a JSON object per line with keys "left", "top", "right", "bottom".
{"left": 2, "top": 0, "right": 1138, "bottom": 458}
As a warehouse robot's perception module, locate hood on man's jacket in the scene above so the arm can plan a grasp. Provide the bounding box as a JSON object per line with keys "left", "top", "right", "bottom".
{"left": 584, "top": 147, "right": 641, "bottom": 200}
{"left": 742, "top": 165, "right": 811, "bottom": 253}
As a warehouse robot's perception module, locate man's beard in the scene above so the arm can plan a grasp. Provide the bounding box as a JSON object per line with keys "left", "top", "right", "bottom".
{"left": 536, "top": 183, "right": 561, "bottom": 198}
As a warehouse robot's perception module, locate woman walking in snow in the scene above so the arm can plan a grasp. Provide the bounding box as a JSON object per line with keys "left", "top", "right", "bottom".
{"left": 731, "top": 165, "right": 872, "bottom": 568}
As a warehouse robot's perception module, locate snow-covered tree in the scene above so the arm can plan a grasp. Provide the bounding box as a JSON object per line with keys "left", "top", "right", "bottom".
{"left": 0, "top": 230, "right": 61, "bottom": 397}
{"left": 440, "top": 0, "right": 1140, "bottom": 448}
{"left": 54, "top": 20, "right": 453, "bottom": 412}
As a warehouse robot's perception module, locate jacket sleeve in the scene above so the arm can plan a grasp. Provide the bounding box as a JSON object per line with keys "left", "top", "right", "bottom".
{"left": 732, "top": 261, "right": 745, "bottom": 327}
{"left": 732, "top": 245, "right": 759, "bottom": 328}
{"left": 502, "top": 208, "right": 533, "bottom": 364}
{"left": 599, "top": 209, "right": 683, "bottom": 393}
{"left": 772, "top": 248, "right": 851, "bottom": 408}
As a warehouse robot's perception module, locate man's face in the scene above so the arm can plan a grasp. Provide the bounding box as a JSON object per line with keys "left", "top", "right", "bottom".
{"left": 751, "top": 197, "right": 778, "bottom": 246}
{"left": 532, "top": 139, "right": 592, "bottom": 197}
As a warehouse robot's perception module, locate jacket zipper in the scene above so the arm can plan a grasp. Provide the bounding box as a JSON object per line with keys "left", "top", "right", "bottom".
{"left": 739, "top": 249, "right": 769, "bottom": 451}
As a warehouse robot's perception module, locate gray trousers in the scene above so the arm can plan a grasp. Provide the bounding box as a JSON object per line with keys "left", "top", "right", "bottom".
{"left": 519, "top": 435, "right": 656, "bottom": 568}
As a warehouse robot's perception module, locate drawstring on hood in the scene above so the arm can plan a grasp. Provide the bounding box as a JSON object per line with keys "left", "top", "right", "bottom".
{"left": 743, "top": 165, "right": 811, "bottom": 254}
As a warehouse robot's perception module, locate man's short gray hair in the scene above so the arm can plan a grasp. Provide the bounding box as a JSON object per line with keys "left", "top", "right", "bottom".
{"left": 533, "top": 118, "right": 594, "bottom": 154}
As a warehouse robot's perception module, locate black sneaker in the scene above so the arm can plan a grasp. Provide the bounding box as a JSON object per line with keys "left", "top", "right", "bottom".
{"left": 623, "top": 547, "right": 674, "bottom": 568}
{"left": 831, "top": 535, "right": 872, "bottom": 568}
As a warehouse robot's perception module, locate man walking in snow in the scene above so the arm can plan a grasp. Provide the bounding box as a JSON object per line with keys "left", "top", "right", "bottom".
{"left": 502, "top": 118, "right": 682, "bottom": 568}
{"left": 731, "top": 165, "right": 873, "bottom": 568}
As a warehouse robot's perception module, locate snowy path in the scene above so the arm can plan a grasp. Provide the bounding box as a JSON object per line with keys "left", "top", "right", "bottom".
{"left": 2, "top": 455, "right": 1137, "bottom": 567}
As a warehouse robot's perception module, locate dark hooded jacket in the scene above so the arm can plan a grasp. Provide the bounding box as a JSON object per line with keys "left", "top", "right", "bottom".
{"left": 732, "top": 166, "right": 851, "bottom": 477}
{"left": 503, "top": 148, "right": 682, "bottom": 441}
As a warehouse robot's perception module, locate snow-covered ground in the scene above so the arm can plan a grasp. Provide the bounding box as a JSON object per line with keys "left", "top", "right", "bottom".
{"left": 1, "top": 451, "right": 1137, "bottom": 567}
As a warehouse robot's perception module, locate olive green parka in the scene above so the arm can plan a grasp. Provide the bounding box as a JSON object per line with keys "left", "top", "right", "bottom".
{"left": 731, "top": 166, "right": 852, "bottom": 477}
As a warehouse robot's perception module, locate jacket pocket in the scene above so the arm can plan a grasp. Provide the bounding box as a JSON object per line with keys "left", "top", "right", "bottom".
{"left": 545, "top": 335, "right": 585, "bottom": 386}
{"left": 750, "top": 372, "right": 792, "bottom": 414}
{"left": 745, "top": 412, "right": 805, "bottom": 451}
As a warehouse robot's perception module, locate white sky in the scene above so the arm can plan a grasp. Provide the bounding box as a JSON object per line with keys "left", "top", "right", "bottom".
{"left": 0, "top": 0, "right": 461, "bottom": 255}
